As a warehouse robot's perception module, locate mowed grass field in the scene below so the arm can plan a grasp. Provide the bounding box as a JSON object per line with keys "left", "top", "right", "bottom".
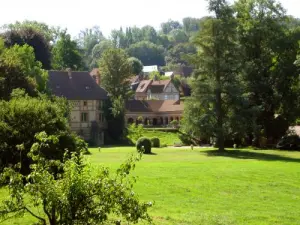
{"left": 1, "top": 147, "right": 300, "bottom": 225}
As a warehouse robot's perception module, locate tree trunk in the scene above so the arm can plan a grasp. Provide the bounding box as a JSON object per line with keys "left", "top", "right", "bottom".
{"left": 216, "top": 86, "right": 225, "bottom": 151}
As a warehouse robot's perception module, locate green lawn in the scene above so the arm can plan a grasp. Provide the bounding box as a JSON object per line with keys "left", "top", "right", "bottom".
{"left": 2, "top": 147, "right": 300, "bottom": 225}
{"left": 142, "top": 130, "right": 181, "bottom": 146}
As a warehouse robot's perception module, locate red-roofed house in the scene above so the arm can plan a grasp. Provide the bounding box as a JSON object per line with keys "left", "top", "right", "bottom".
{"left": 125, "top": 100, "right": 184, "bottom": 126}
{"left": 135, "top": 79, "right": 180, "bottom": 101}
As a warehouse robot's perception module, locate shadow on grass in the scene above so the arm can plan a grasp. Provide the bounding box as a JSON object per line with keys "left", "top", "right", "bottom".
{"left": 145, "top": 152, "right": 158, "bottom": 155}
{"left": 202, "top": 149, "right": 300, "bottom": 163}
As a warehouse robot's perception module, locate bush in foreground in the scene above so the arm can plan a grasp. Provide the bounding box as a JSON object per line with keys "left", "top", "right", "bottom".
{"left": 0, "top": 93, "right": 84, "bottom": 175}
{"left": 136, "top": 137, "right": 152, "bottom": 154}
{"left": 0, "top": 132, "right": 152, "bottom": 225}
{"left": 151, "top": 137, "right": 160, "bottom": 148}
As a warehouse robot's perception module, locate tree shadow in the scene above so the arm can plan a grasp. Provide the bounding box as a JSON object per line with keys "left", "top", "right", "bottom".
{"left": 202, "top": 149, "right": 300, "bottom": 163}
{"left": 145, "top": 152, "right": 158, "bottom": 156}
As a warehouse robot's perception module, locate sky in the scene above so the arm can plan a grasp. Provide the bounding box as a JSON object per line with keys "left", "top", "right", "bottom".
{"left": 0, "top": 0, "right": 299, "bottom": 38}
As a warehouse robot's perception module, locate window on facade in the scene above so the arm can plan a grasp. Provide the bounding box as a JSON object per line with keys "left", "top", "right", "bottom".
{"left": 99, "top": 113, "right": 104, "bottom": 123}
{"left": 164, "top": 95, "right": 168, "bottom": 100}
{"left": 81, "top": 112, "right": 88, "bottom": 122}
{"left": 83, "top": 101, "right": 87, "bottom": 106}
{"left": 99, "top": 100, "right": 103, "bottom": 110}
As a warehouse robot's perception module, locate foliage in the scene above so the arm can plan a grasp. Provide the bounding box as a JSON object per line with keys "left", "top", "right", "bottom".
{"left": 103, "top": 99, "right": 126, "bottom": 144}
{"left": 0, "top": 94, "right": 83, "bottom": 175}
{"left": 76, "top": 26, "right": 105, "bottom": 69}
{"left": 182, "top": 0, "right": 247, "bottom": 151}
{"left": 161, "top": 20, "right": 182, "bottom": 34}
{"left": 127, "top": 123, "right": 144, "bottom": 144}
{"left": 150, "top": 137, "right": 160, "bottom": 148}
{"left": 0, "top": 39, "right": 48, "bottom": 99}
{"left": 1, "top": 27, "right": 51, "bottom": 69}
{"left": 0, "top": 134, "right": 152, "bottom": 225}
{"left": 136, "top": 137, "right": 152, "bottom": 154}
{"left": 178, "top": 132, "right": 194, "bottom": 145}
{"left": 127, "top": 41, "right": 165, "bottom": 66}
{"left": 165, "top": 43, "right": 197, "bottom": 66}
{"left": 52, "top": 32, "right": 84, "bottom": 70}
{"left": 128, "top": 57, "right": 143, "bottom": 75}
{"left": 90, "top": 40, "right": 114, "bottom": 68}
{"left": 235, "top": 0, "right": 300, "bottom": 144}
{"left": 1, "top": 20, "right": 60, "bottom": 43}
{"left": 99, "top": 48, "right": 133, "bottom": 101}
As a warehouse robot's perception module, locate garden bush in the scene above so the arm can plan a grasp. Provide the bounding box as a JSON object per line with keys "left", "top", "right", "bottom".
{"left": 136, "top": 137, "right": 152, "bottom": 154}
{"left": 150, "top": 137, "right": 160, "bottom": 148}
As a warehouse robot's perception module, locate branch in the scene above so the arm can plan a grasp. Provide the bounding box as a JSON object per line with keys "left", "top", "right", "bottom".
{"left": 24, "top": 207, "right": 46, "bottom": 225}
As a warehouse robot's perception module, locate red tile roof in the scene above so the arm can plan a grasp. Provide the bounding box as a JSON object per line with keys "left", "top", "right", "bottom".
{"left": 135, "top": 79, "right": 172, "bottom": 93}
{"left": 125, "top": 100, "right": 183, "bottom": 113}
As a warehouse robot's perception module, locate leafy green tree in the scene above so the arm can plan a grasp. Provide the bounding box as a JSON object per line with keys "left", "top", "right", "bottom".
{"left": 2, "top": 20, "right": 59, "bottom": 43}
{"left": 77, "top": 26, "right": 105, "bottom": 69}
{"left": 128, "top": 57, "right": 143, "bottom": 75}
{"left": 0, "top": 38, "right": 48, "bottom": 99}
{"left": 0, "top": 92, "right": 84, "bottom": 175}
{"left": 99, "top": 48, "right": 133, "bottom": 100}
{"left": 90, "top": 40, "right": 114, "bottom": 68}
{"left": 127, "top": 41, "right": 165, "bottom": 66}
{"left": 235, "top": 0, "right": 300, "bottom": 144}
{"left": 165, "top": 43, "right": 197, "bottom": 66}
{"left": 99, "top": 49, "right": 133, "bottom": 141}
{"left": 182, "top": 0, "right": 244, "bottom": 151}
{"left": 161, "top": 20, "right": 182, "bottom": 34}
{"left": 110, "top": 28, "right": 128, "bottom": 49}
{"left": 1, "top": 27, "right": 52, "bottom": 69}
{"left": 52, "top": 32, "right": 84, "bottom": 70}
{"left": 182, "top": 17, "right": 202, "bottom": 34}
{"left": 168, "top": 29, "right": 189, "bottom": 44}
{"left": 141, "top": 25, "right": 159, "bottom": 44}
{"left": 127, "top": 123, "right": 144, "bottom": 143}
{"left": 0, "top": 132, "right": 152, "bottom": 225}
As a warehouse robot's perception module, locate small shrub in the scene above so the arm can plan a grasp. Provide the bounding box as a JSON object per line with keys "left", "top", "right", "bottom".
{"left": 151, "top": 137, "right": 160, "bottom": 148}
{"left": 136, "top": 137, "right": 152, "bottom": 154}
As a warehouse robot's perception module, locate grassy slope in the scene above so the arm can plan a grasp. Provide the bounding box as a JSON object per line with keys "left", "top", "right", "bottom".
{"left": 2, "top": 147, "right": 300, "bottom": 225}
{"left": 142, "top": 130, "right": 181, "bottom": 146}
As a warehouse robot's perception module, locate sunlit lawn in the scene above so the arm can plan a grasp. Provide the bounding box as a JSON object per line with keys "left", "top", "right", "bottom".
{"left": 1, "top": 147, "right": 300, "bottom": 225}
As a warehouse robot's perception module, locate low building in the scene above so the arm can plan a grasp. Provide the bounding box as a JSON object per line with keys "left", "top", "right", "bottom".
{"left": 48, "top": 69, "right": 108, "bottom": 145}
{"left": 125, "top": 100, "right": 184, "bottom": 126}
{"left": 135, "top": 79, "right": 180, "bottom": 101}
{"left": 143, "top": 65, "right": 159, "bottom": 76}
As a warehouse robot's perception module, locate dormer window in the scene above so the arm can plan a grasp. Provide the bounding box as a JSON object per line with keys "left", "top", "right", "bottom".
{"left": 85, "top": 86, "right": 90, "bottom": 90}
{"left": 56, "top": 85, "right": 60, "bottom": 89}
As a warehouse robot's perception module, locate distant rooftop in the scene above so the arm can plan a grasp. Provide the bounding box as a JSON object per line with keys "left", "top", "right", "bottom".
{"left": 143, "top": 65, "right": 158, "bottom": 73}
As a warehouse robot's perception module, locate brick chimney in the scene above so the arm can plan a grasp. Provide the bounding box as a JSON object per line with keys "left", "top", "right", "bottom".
{"left": 90, "top": 68, "right": 101, "bottom": 85}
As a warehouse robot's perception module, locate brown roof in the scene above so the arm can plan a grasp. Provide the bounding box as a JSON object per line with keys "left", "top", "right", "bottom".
{"left": 125, "top": 100, "right": 183, "bottom": 113}
{"left": 136, "top": 79, "right": 172, "bottom": 93}
{"left": 128, "top": 75, "right": 140, "bottom": 84}
{"left": 48, "top": 71, "right": 108, "bottom": 100}
{"left": 136, "top": 80, "right": 152, "bottom": 93}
